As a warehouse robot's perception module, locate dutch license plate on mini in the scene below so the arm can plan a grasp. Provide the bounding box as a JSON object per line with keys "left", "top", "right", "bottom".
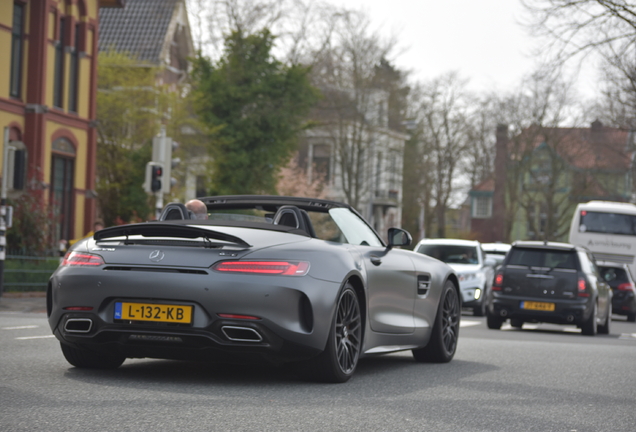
{"left": 520, "top": 301, "right": 555, "bottom": 312}
{"left": 114, "top": 302, "right": 193, "bottom": 324}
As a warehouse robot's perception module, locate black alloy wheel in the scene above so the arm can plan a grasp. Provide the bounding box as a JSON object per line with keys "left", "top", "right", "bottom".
{"left": 312, "top": 283, "right": 362, "bottom": 383}
{"left": 413, "top": 280, "right": 460, "bottom": 363}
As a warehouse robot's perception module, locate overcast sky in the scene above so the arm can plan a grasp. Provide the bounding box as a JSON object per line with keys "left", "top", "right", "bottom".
{"left": 333, "top": 0, "right": 599, "bottom": 99}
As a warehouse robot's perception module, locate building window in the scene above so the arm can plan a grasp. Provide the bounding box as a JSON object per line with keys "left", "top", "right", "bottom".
{"left": 54, "top": 16, "right": 66, "bottom": 108}
{"left": 10, "top": 2, "right": 25, "bottom": 98}
{"left": 312, "top": 144, "right": 331, "bottom": 182}
{"left": 472, "top": 196, "right": 492, "bottom": 218}
{"left": 51, "top": 138, "right": 76, "bottom": 242}
{"left": 68, "top": 23, "right": 80, "bottom": 113}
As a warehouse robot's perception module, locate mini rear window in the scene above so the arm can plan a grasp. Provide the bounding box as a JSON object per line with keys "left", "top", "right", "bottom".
{"left": 507, "top": 248, "right": 577, "bottom": 269}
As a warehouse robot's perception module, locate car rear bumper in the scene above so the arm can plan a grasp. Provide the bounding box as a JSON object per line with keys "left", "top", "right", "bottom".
{"left": 489, "top": 294, "right": 591, "bottom": 325}
{"left": 51, "top": 313, "right": 322, "bottom": 364}
{"left": 612, "top": 292, "right": 636, "bottom": 316}
{"left": 47, "top": 268, "right": 342, "bottom": 363}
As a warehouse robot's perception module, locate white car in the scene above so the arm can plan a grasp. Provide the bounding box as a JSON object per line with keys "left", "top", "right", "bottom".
{"left": 481, "top": 242, "right": 511, "bottom": 267}
{"left": 415, "top": 239, "right": 496, "bottom": 316}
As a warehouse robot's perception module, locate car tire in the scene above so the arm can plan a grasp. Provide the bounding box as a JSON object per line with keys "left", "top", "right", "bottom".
{"left": 627, "top": 312, "right": 636, "bottom": 323}
{"left": 486, "top": 311, "right": 503, "bottom": 330}
{"left": 581, "top": 302, "right": 598, "bottom": 336}
{"left": 510, "top": 319, "right": 523, "bottom": 328}
{"left": 60, "top": 343, "right": 125, "bottom": 369}
{"left": 598, "top": 303, "right": 611, "bottom": 335}
{"left": 311, "top": 283, "right": 362, "bottom": 383}
{"left": 412, "top": 280, "right": 460, "bottom": 363}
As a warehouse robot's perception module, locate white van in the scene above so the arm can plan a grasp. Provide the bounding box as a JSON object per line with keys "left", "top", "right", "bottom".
{"left": 568, "top": 201, "right": 636, "bottom": 277}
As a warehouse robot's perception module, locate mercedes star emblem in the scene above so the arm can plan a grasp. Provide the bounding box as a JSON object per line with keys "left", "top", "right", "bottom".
{"left": 149, "top": 250, "right": 165, "bottom": 262}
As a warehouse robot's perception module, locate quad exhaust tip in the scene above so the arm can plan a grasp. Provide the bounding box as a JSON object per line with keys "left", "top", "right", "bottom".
{"left": 64, "top": 318, "right": 93, "bottom": 333}
{"left": 221, "top": 326, "right": 263, "bottom": 342}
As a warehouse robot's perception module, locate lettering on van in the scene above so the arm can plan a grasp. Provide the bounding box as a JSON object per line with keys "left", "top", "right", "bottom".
{"left": 587, "top": 239, "right": 631, "bottom": 250}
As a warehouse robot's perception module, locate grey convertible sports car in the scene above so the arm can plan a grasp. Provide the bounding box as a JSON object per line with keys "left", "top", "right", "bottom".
{"left": 48, "top": 195, "right": 460, "bottom": 382}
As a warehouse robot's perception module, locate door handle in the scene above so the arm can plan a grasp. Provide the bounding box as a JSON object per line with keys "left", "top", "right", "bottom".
{"left": 370, "top": 255, "right": 382, "bottom": 266}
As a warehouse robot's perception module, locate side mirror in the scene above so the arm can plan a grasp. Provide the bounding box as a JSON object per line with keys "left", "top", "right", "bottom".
{"left": 388, "top": 228, "right": 412, "bottom": 248}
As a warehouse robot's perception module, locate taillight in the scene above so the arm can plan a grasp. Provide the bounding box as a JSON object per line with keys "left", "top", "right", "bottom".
{"left": 63, "top": 306, "right": 94, "bottom": 311}
{"left": 578, "top": 278, "right": 590, "bottom": 297}
{"left": 617, "top": 282, "right": 635, "bottom": 292}
{"left": 62, "top": 251, "right": 105, "bottom": 267}
{"left": 212, "top": 261, "right": 310, "bottom": 276}
{"left": 492, "top": 273, "right": 504, "bottom": 291}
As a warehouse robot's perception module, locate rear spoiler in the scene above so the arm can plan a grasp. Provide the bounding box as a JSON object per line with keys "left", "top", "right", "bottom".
{"left": 93, "top": 223, "right": 251, "bottom": 247}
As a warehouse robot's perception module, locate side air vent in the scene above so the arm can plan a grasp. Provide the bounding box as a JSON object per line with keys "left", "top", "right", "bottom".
{"left": 417, "top": 274, "right": 431, "bottom": 296}
{"left": 103, "top": 267, "right": 208, "bottom": 275}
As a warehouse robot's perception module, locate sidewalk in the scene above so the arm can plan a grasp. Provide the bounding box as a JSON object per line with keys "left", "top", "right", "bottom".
{"left": 0, "top": 292, "right": 47, "bottom": 313}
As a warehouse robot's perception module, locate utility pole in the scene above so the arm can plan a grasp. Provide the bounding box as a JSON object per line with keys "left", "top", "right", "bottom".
{"left": 1, "top": 128, "right": 11, "bottom": 297}
{"left": 154, "top": 126, "right": 167, "bottom": 220}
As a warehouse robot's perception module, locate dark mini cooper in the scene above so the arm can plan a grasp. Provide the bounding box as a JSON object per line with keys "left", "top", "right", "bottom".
{"left": 486, "top": 241, "right": 612, "bottom": 335}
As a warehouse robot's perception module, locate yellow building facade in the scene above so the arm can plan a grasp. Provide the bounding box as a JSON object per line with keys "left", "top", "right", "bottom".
{"left": 0, "top": 0, "right": 123, "bottom": 246}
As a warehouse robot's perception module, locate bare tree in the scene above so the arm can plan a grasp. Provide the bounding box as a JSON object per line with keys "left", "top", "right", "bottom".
{"left": 496, "top": 69, "right": 585, "bottom": 241}
{"left": 522, "top": 0, "right": 636, "bottom": 61}
{"left": 523, "top": 1, "right": 636, "bottom": 125}
{"left": 409, "top": 72, "right": 473, "bottom": 238}
{"left": 308, "top": 9, "right": 402, "bottom": 212}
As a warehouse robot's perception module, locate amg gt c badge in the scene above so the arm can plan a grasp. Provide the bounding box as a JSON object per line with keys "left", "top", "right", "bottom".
{"left": 149, "top": 250, "right": 165, "bottom": 262}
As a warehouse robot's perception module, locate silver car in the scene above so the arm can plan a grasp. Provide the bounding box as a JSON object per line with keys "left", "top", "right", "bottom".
{"left": 414, "top": 238, "right": 495, "bottom": 316}
{"left": 48, "top": 196, "right": 460, "bottom": 383}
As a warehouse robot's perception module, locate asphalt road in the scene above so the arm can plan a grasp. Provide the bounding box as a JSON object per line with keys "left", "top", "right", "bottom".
{"left": 1, "top": 309, "right": 635, "bottom": 432}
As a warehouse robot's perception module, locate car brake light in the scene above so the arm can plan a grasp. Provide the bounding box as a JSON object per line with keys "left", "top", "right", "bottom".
{"left": 62, "top": 251, "right": 105, "bottom": 266}
{"left": 578, "top": 278, "right": 589, "bottom": 297}
{"left": 212, "top": 261, "right": 310, "bottom": 276}
{"left": 64, "top": 306, "right": 94, "bottom": 311}
{"left": 492, "top": 273, "right": 504, "bottom": 291}
{"left": 617, "top": 282, "right": 635, "bottom": 291}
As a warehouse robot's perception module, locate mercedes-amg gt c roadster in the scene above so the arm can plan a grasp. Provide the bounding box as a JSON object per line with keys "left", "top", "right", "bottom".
{"left": 48, "top": 195, "right": 460, "bottom": 382}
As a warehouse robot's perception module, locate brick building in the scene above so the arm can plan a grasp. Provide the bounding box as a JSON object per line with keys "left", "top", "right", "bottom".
{"left": 0, "top": 0, "right": 124, "bottom": 246}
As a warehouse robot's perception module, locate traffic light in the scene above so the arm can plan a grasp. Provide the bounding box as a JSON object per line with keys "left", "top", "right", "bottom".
{"left": 152, "top": 134, "right": 179, "bottom": 193}
{"left": 143, "top": 162, "right": 163, "bottom": 193}
{"left": 151, "top": 164, "right": 163, "bottom": 192}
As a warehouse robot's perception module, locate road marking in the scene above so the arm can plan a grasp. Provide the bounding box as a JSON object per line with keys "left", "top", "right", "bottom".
{"left": 619, "top": 333, "right": 636, "bottom": 340}
{"left": 460, "top": 320, "right": 480, "bottom": 327}
{"left": 2, "top": 325, "right": 39, "bottom": 330}
{"left": 15, "top": 335, "right": 55, "bottom": 340}
{"left": 501, "top": 323, "right": 580, "bottom": 333}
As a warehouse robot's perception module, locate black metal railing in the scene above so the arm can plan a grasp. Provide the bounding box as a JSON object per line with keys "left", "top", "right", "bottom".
{"left": 3, "top": 255, "right": 60, "bottom": 292}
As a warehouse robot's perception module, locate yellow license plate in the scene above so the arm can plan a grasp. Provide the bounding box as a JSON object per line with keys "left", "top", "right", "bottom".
{"left": 521, "top": 301, "right": 555, "bottom": 311}
{"left": 114, "top": 302, "right": 193, "bottom": 324}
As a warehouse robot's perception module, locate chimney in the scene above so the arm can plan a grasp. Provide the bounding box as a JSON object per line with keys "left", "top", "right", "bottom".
{"left": 492, "top": 124, "right": 508, "bottom": 242}
{"left": 591, "top": 119, "right": 603, "bottom": 132}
